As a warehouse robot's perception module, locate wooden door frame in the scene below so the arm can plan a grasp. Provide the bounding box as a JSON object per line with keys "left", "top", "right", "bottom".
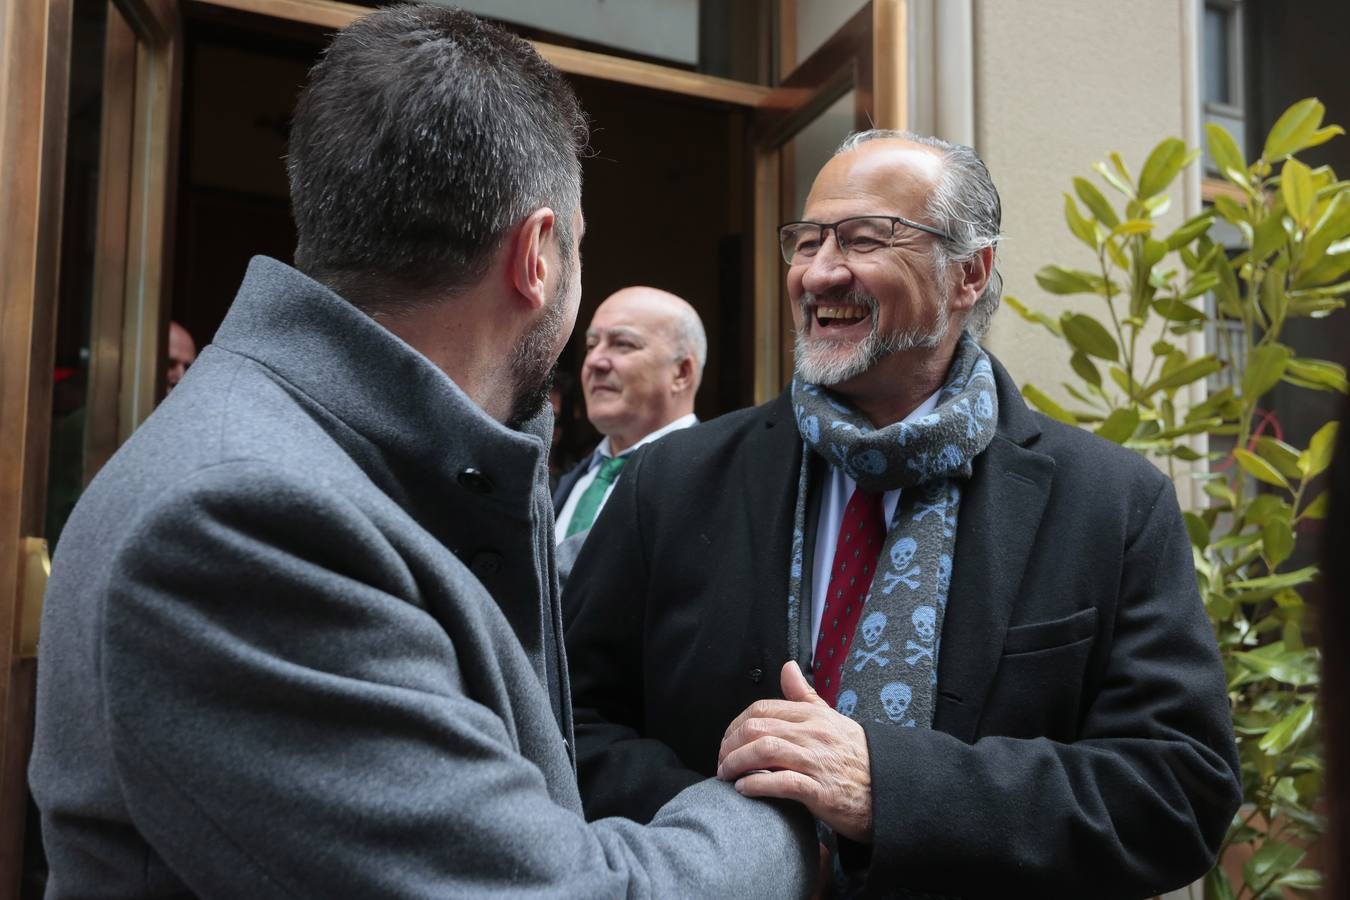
{"left": 0, "top": 0, "right": 74, "bottom": 892}
{"left": 0, "top": 0, "right": 180, "bottom": 892}
{"left": 750, "top": 0, "right": 906, "bottom": 402}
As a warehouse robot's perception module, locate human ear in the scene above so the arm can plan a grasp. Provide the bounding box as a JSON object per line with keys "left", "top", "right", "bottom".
{"left": 509, "top": 207, "right": 557, "bottom": 311}
{"left": 952, "top": 246, "right": 993, "bottom": 311}
{"left": 672, "top": 355, "right": 695, "bottom": 393}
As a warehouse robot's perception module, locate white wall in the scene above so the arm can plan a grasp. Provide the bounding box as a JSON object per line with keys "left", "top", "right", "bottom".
{"left": 972, "top": 0, "right": 1193, "bottom": 401}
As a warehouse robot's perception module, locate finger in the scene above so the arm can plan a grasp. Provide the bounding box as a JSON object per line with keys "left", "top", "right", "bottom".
{"left": 718, "top": 713, "right": 828, "bottom": 767}
{"left": 733, "top": 768, "right": 820, "bottom": 810}
{"left": 779, "top": 660, "right": 826, "bottom": 706}
{"left": 718, "top": 733, "right": 818, "bottom": 781}
{"left": 721, "top": 698, "right": 816, "bottom": 744}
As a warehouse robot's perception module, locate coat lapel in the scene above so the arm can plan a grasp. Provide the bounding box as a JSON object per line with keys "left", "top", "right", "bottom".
{"left": 741, "top": 393, "right": 805, "bottom": 667}
{"left": 934, "top": 357, "right": 1055, "bottom": 743}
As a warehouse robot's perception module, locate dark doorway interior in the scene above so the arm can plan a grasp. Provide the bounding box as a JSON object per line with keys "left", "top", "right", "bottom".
{"left": 172, "top": 8, "right": 753, "bottom": 469}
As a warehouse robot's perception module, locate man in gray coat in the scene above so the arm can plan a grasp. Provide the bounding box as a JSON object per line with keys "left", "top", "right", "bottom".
{"left": 28, "top": 6, "right": 814, "bottom": 898}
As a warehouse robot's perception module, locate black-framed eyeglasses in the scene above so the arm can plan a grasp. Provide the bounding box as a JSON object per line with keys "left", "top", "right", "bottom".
{"left": 777, "top": 215, "right": 951, "bottom": 266}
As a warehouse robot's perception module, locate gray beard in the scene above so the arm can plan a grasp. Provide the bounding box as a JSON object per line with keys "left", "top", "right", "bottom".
{"left": 793, "top": 288, "right": 949, "bottom": 386}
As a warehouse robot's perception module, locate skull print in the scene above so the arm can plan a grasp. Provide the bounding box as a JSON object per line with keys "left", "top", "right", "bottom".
{"left": 879, "top": 682, "right": 913, "bottom": 723}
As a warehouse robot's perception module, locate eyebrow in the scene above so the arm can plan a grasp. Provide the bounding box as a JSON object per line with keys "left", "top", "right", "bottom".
{"left": 586, "top": 326, "right": 645, "bottom": 344}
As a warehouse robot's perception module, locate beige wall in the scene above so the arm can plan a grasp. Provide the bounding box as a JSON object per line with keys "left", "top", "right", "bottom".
{"left": 972, "top": 0, "right": 1194, "bottom": 399}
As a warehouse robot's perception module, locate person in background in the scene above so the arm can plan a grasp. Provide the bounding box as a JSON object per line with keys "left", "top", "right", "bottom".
{"left": 553, "top": 286, "right": 704, "bottom": 544}
{"left": 564, "top": 130, "right": 1242, "bottom": 898}
{"left": 28, "top": 6, "right": 814, "bottom": 897}
{"left": 166, "top": 320, "right": 196, "bottom": 392}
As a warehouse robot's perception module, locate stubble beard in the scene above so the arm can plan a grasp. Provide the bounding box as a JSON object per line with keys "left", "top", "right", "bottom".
{"left": 505, "top": 255, "right": 573, "bottom": 430}
{"left": 793, "top": 286, "right": 950, "bottom": 387}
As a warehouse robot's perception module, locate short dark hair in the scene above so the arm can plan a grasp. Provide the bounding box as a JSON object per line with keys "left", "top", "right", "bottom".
{"left": 287, "top": 4, "right": 588, "bottom": 311}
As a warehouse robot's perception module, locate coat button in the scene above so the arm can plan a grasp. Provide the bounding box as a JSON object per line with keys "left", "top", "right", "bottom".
{"left": 748, "top": 667, "right": 763, "bottom": 683}
{"left": 457, "top": 467, "right": 493, "bottom": 494}
{"left": 470, "top": 551, "right": 501, "bottom": 577}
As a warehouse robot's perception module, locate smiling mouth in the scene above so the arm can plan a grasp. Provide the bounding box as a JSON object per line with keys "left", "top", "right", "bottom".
{"left": 812, "top": 304, "right": 871, "bottom": 330}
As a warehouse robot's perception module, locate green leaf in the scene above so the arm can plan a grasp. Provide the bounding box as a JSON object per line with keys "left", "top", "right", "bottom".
{"left": 1296, "top": 241, "right": 1350, "bottom": 288}
{"left": 1183, "top": 511, "right": 1210, "bottom": 549}
{"left": 1137, "top": 137, "right": 1190, "bottom": 201}
{"left": 1035, "top": 265, "right": 1105, "bottom": 296}
{"left": 1285, "top": 357, "right": 1350, "bottom": 393}
{"left": 1152, "top": 419, "right": 1222, "bottom": 440}
{"left": 1061, "top": 313, "right": 1119, "bottom": 361}
{"left": 1260, "top": 261, "right": 1290, "bottom": 325}
{"left": 1263, "top": 518, "right": 1294, "bottom": 568}
{"left": 1151, "top": 297, "right": 1207, "bottom": 322}
{"left": 1104, "top": 237, "right": 1130, "bottom": 269}
{"left": 1264, "top": 98, "right": 1327, "bottom": 161}
{"left": 1302, "top": 491, "right": 1329, "bottom": 519}
{"left": 1142, "top": 355, "right": 1223, "bottom": 397}
{"left": 1243, "top": 343, "right": 1293, "bottom": 399}
{"left": 1281, "top": 157, "right": 1316, "bottom": 228}
{"left": 1092, "top": 160, "right": 1133, "bottom": 198}
{"left": 1259, "top": 701, "right": 1315, "bottom": 754}
{"left": 1232, "top": 647, "right": 1321, "bottom": 686}
{"left": 1234, "top": 448, "right": 1291, "bottom": 488}
{"left": 1164, "top": 212, "right": 1216, "bottom": 251}
{"left": 1298, "top": 420, "right": 1338, "bottom": 478}
{"left": 1094, "top": 408, "right": 1139, "bottom": 444}
{"left": 1178, "top": 270, "right": 1220, "bottom": 300}
{"left": 1302, "top": 191, "right": 1350, "bottom": 271}
{"left": 1002, "top": 295, "right": 1064, "bottom": 337}
{"left": 1072, "top": 177, "right": 1119, "bottom": 227}
{"left": 1275, "top": 868, "right": 1323, "bottom": 890}
{"left": 1063, "top": 193, "right": 1099, "bottom": 249}
{"left": 1255, "top": 437, "right": 1304, "bottom": 479}
{"left": 1287, "top": 296, "right": 1347, "bottom": 318}
{"left": 1110, "top": 219, "right": 1156, "bottom": 238}
{"left": 1250, "top": 211, "right": 1291, "bottom": 265}
{"left": 1069, "top": 351, "right": 1101, "bottom": 387}
{"left": 1231, "top": 565, "right": 1319, "bottom": 594}
{"left": 1021, "top": 385, "right": 1077, "bottom": 426}
{"left": 1206, "top": 123, "right": 1247, "bottom": 183}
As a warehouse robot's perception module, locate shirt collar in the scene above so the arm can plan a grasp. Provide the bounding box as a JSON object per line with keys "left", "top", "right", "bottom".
{"left": 593, "top": 412, "right": 699, "bottom": 465}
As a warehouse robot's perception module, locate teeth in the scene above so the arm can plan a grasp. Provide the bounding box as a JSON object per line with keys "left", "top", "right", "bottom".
{"left": 816, "top": 305, "right": 868, "bottom": 322}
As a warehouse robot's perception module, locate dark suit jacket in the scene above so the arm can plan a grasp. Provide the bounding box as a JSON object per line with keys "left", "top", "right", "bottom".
{"left": 563, "top": 356, "right": 1242, "bottom": 899}
{"left": 553, "top": 453, "right": 593, "bottom": 511}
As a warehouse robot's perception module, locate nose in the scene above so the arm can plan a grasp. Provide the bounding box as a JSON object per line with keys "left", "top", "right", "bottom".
{"left": 583, "top": 346, "right": 611, "bottom": 377}
{"left": 799, "top": 233, "right": 852, "bottom": 296}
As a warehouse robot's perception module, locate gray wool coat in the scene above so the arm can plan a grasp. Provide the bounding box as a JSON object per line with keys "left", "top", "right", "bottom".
{"left": 29, "top": 256, "right": 815, "bottom": 899}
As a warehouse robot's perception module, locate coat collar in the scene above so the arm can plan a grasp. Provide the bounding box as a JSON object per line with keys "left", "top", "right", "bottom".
{"left": 211, "top": 257, "right": 551, "bottom": 533}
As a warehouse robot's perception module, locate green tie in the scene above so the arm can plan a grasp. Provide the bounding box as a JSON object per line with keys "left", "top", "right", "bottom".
{"left": 565, "top": 456, "right": 628, "bottom": 537}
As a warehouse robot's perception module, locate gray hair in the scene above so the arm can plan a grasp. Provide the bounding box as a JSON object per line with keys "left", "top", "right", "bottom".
{"left": 835, "top": 130, "right": 1004, "bottom": 338}
{"left": 669, "top": 303, "right": 708, "bottom": 388}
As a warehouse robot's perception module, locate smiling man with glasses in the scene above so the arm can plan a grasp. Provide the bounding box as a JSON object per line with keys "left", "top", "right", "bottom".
{"left": 564, "top": 130, "right": 1241, "bottom": 897}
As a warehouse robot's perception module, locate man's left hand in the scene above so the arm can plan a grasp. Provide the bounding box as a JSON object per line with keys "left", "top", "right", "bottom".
{"left": 717, "top": 661, "right": 873, "bottom": 842}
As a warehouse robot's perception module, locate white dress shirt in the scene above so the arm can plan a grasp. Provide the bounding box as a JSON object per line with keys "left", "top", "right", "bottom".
{"left": 554, "top": 413, "right": 698, "bottom": 543}
{"left": 809, "top": 391, "right": 941, "bottom": 650}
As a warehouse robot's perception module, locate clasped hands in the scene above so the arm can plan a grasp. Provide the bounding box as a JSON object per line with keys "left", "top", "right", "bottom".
{"left": 716, "top": 661, "right": 873, "bottom": 843}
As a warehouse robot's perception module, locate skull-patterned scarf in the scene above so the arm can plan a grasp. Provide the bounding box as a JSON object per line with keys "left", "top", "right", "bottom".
{"left": 787, "top": 333, "right": 998, "bottom": 728}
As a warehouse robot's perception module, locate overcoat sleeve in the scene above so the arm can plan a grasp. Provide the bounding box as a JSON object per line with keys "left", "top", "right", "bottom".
{"left": 100, "top": 460, "right": 815, "bottom": 899}
{"left": 564, "top": 447, "right": 709, "bottom": 822}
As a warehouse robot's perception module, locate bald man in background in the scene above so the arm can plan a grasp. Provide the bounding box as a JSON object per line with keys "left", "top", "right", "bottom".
{"left": 553, "top": 287, "right": 705, "bottom": 548}
{"left": 166, "top": 321, "right": 197, "bottom": 392}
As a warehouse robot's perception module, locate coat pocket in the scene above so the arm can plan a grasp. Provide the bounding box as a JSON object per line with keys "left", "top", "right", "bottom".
{"left": 1002, "top": 607, "right": 1098, "bottom": 656}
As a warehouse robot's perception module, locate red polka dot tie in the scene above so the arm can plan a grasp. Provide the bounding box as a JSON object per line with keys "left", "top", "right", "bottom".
{"left": 812, "top": 487, "right": 886, "bottom": 709}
